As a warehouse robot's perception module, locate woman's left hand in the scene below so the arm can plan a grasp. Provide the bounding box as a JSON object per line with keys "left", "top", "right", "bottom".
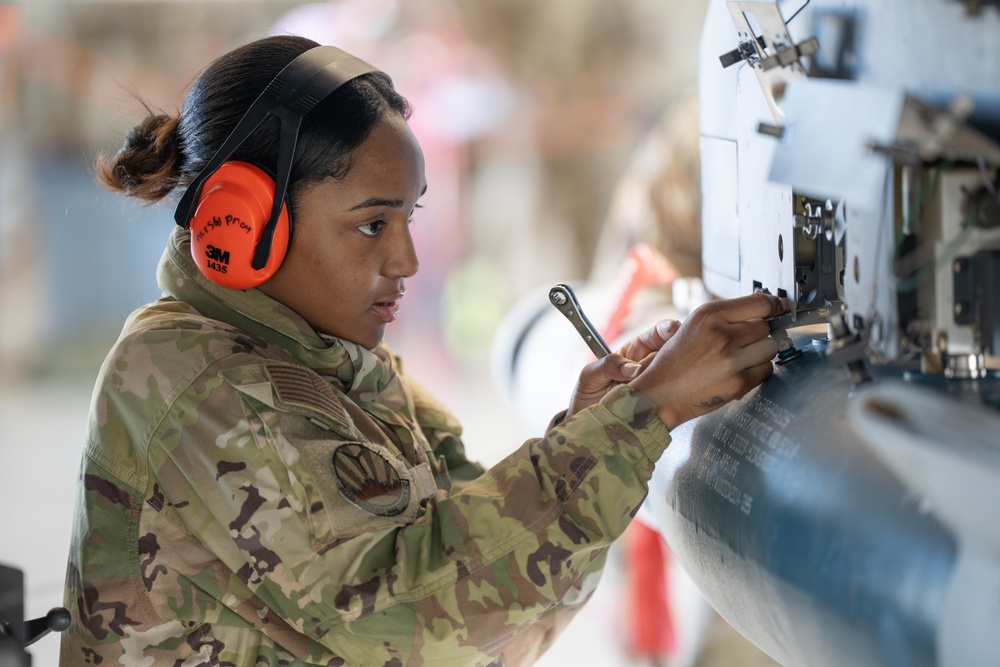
{"left": 566, "top": 319, "right": 680, "bottom": 417}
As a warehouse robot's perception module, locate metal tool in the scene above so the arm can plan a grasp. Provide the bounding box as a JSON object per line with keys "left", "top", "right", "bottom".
{"left": 548, "top": 283, "right": 612, "bottom": 358}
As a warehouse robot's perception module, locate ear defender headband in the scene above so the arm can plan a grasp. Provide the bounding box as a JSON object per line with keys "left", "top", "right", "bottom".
{"left": 173, "top": 45, "right": 384, "bottom": 289}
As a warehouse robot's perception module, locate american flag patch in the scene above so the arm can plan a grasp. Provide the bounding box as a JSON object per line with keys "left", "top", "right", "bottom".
{"left": 265, "top": 364, "right": 350, "bottom": 427}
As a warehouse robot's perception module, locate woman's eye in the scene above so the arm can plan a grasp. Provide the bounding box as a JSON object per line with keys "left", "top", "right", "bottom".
{"left": 359, "top": 220, "right": 385, "bottom": 237}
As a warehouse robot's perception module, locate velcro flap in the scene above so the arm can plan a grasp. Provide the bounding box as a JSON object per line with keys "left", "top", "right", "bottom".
{"left": 220, "top": 362, "right": 356, "bottom": 435}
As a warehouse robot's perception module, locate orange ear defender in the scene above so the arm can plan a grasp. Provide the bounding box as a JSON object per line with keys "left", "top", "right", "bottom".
{"left": 173, "top": 45, "right": 387, "bottom": 289}
{"left": 187, "top": 162, "right": 291, "bottom": 290}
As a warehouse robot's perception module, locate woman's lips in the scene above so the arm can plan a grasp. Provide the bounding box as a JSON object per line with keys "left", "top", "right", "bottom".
{"left": 371, "top": 299, "right": 400, "bottom": 323}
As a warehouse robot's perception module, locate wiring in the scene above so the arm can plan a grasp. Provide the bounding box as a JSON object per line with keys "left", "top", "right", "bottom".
{"left": 976, "top": 155, "right": 997, "bottom": 198}
{"left": 896, "top": 221, "right": 974, "bottom": 292}
{"left": 785, "top": 0, "right": 811, "bottom": 25}
{"left": 891, "top": 161, "right": 972, "bottom": 293}
{"left": 895, "top": 161, "right": 951, "bottom": 262}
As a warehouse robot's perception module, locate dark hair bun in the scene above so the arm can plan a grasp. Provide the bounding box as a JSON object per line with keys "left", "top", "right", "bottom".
{"left": 96, "top": 111, "right": 182, "bottom": 202}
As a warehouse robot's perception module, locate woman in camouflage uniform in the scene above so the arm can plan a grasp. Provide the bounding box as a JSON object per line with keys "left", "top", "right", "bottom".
{"left": 62, "top": 35, "right": 787, "bottom": 666}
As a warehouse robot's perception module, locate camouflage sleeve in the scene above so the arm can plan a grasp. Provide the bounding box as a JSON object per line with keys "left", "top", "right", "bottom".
{"left": 149, "top": 362, "right": 671, "bottom": 665}
{"left": 498, "top": 548, "right": 608, "bottom": 665}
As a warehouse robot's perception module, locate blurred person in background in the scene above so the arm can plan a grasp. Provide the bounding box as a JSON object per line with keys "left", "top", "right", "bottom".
{"left": 62, "top": 34, "right": 787, "bottom": 666}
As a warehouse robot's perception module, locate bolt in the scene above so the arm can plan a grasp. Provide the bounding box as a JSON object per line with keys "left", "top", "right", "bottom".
{"left": 937, "top": 331, "right": 948, "bottom": 353}
{"left": 869, "top": 319, "right": 882, "bottom": 344}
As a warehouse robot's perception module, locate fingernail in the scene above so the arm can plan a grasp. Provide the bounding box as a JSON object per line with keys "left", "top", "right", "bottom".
{"left": 623, "top": 362, "right": 641, "bottom": 378}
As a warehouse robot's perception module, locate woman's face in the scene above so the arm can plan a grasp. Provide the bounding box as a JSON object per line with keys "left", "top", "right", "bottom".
{"left": 259, "top": 113, "right": 426, "bottom": 349}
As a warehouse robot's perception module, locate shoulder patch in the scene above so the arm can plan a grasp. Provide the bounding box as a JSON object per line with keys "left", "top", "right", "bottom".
{"left": 332, "top": 443, "right": 411, "bottom": 517}
{"left": 265, "top": 364, "right": 350, "bottom": 426}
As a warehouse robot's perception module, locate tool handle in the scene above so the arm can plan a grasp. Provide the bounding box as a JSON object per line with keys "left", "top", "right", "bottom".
{"left": 548, "top": 283, "right": 612, "bottom": 358}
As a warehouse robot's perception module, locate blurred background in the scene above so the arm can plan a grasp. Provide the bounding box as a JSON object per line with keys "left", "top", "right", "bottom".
{"left": 0, "top": 1, "right": 775, "bottom": 664}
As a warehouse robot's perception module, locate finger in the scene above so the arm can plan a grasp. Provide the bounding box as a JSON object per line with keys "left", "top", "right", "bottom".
{"left": 581, "top": 353, "right": 639, "bottom": 389}
{"left": 740, "top": 359, "right": 775, "bottom": 394}
{"left": 575, "top": 359, "right": 609, "bottom": 394}
{"left": 735, "top": 336, "right": 780, "bottom": 369}
{"left": 621, "top": 361, "right": 642, "bottom": 379}
{"left": 622, "top": 319, "right": 680, "bottom": 359}
{"left": 622, "top": 351, "right": 658, "bottom": 379}
{"left": 636, "top": 350, "right": 658, "bottom": 372}
{"left": 712, "top": 292, "right": 790, "bottom": 323}
{"left": 727, "top": 317, "right": 773, "bottom": 348}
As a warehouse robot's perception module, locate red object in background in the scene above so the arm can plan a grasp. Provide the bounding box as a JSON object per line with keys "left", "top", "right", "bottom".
{"left": 625, "top": 521, "right": 676, "bottom": 657}
{"left": 0, "top": 3, "right": 17, "bottom": 51}
{"left": 602, "top": 243, "right": 678, "bottom": 345}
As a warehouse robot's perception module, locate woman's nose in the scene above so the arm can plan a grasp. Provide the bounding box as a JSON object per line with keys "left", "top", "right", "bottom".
{"left": 385, "top": 224, "right": 419, "bottom": 278}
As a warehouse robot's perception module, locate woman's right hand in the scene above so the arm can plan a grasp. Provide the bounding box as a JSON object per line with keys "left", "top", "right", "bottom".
{"left": 629, "top": 292, "right": 789, "bottom": 430}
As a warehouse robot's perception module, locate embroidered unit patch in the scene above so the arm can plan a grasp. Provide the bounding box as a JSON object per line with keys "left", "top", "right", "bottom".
{"left": 331, "top": 443, "right": 411, "bottom": 516}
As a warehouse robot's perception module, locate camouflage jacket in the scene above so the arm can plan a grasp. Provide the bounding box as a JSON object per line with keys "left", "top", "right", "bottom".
{"left": 61, "top": 228, "right": 672, "bottom": 666}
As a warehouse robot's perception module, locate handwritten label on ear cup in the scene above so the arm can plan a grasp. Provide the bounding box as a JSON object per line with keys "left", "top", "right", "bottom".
{"left": 188, "top": 161, "right": 290, "bottom": 290}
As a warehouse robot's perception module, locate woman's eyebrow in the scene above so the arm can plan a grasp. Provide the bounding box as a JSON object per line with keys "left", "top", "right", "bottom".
{"left": 348, "top": 197, "right": 404, "bottom": 211}
{"left": 347, "top": 185, "right": 428, "bottom": 212}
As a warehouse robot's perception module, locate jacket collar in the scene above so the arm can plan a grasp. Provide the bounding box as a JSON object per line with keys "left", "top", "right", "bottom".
{"left": 157, "top": 227, "right": 395, "bottom": 396}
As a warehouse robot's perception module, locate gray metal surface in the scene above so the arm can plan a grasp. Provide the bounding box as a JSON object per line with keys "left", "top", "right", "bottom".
{"left": 653, "top": 2, "right": 1000, "bottom": 663}
{"left": 641, "top": 331, "right": 991, "bottom": 666}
